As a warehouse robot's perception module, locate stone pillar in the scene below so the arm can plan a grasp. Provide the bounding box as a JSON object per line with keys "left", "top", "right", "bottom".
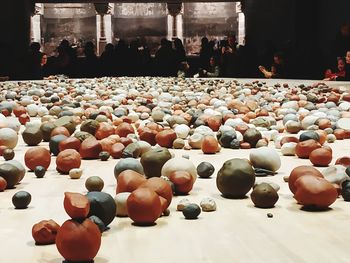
{"left": 95, "top": 3, "right": 110, "bottom": 55}
{"left": 236, "top": 2, "right": 245, "bottom": 46}
{"left": 167, "top": 3, "right": 182, "bottom": 40}
{"left": 30, "top": 4, "right": 43, "bottom": 44}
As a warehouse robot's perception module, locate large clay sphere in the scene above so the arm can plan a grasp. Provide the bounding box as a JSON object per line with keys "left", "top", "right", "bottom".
{"left": 201, "top": 136, "right": 219, "bottom": 154}
{"left": 243, "top": 128, "right": 262, "bottom": 148}
{"left": 169, "top": 171, "right": 194, "bottom": 195}
{"left": 56, "top": 219, "right": 101, "bottom": 262}
{"left": 86, "top": 191, "right": 116, "bottom": 227}
{"left": 216, "top": 158, "right": 255, "bottom": 198}
{"left": 40, "top": 122, "right": 56, "bottom": 142}
{"left": 0, "top": 163, "right": 21, "bottom": 188}
{"left": 79, "top": 137, "right": 102, "bottom": 159}
{"left": 140, "top": 148, "right": 172, "bottom": 178}
{"left": 251, "top": 183, "right": 279, "bottom": 208}
{"left": 127, "top": 188, "right": 162, "bottom": 226}
{"left": 7, "top": 160, "right": 26, "bottom": 182}
{"left": 0, "top": 128, "right": 18, "bottom": 149}
{"left": 249, "top": 147, "right": 281, "bottom": 172}
{"left": 114, "top": 158, "right": 144, "bottom": 179}
{"left": 116, "top": 170, "right": 147, "bottom": 194}
{"left": 295, "top": 139, "right": 321, "bottom": 159}
{"left": 24, "top": 147, "right": 51, "bottom": 171}
{"left": 294, "top": 175, "right": 338, "bottom": 210}
{"left": 22, "top": 126, "right": 43, "bottom": 146}
{"left": 309, "top": 148, "right": 332, "bottom": 167}
{"left": 56, "top": 149, "right": 81, "bottom": 174}
{"left": 288, "top": 166, "right": 323, "bottom": 194}
{"left": 161, "top": 158, "right": 197, "bottom": 183}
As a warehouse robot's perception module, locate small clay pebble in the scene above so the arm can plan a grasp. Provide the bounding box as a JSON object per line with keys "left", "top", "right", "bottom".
{"left": 69, "top": 168, "right": 83, "bottom": 179}
{"left": 197, "top": 162, "right": 215, "bottom": 178}
{"left": 200, "top": 198, "right": 217, "bottom": 212}
{"left": 182, "top": 203, "right": 201, "bottom": 219}
{"left": 267, "top": 213, "right": 273, "bottom": 218}
{"left": 99, "top": 151, "right": 110, "bottom": 161}
{"left": 251, "top": 183, "right": 279, "bottom": 208}
{"left": 177, "top": 198, "right": 191, "bottom": 211}
{"left": 89, "top": 215, "right": 106, "bottom": 233}
{"left": 254, "top": 168, "right": 277, "bottom": 177}
{"left": 85, "top": 176, "right": 104, "bottom": 192}
{"left": 34, "top": 166, "right": 46, "bottom": 178}
{"left": 283, "top": 176, "right": 289, "bottom": 182}
{"left": 12, "top": 191, "right": 31, "bottom": 209}
{"left": 163, "top": 208, "right": 170, "bottom": 216}
{"left": 0, "top": 176, "right": 7, "bottom": 191}
{"left": 3, "top": 148, "right": 15, "bottom": 160}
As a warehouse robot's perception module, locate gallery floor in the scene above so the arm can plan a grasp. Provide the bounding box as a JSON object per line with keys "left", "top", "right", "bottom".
{"left": 0, "top": 78, "right": 349, "bottom": 263}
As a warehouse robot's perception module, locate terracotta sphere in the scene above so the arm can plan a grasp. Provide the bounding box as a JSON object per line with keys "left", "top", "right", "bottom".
{"left": 295, "top": 139, "right": 322, "bottom": 159}
{"left": 63, "top": 192, "right": 90, "bottom": 219}
{"left": 155, "top": 130, "right": 177, "bottom": 148}
{"left": 24, "top": 147, "right": 51, "bottom": 171}
{"left": 169, "top": 171, "right": 194, "bottom": 195}
{"left": 309, "top": 148, "right": 332, "bottom": 167}
{"left": 51, "top": 126, "right": 70, "bottom": 138}
{"left": 59, "top": 137, "right": 81, "bottom": 152}
{"left": 56, "top": 219, "right": 101, "bottom": 262}
{"left": 288, "top": 166, "right": 323, "bottom": 194}
{"left": 127, "top": 188, "right": 162, "bottom": 226}
{"left": 294, "top": 175, "right": 338, "bottom": 210}
{"left": 140, "top": 177, "right": 173, "bottom": 211}
{"left": 110, "top": 143, "right": 125, "bottom": 159}
{"left": 201, "top": 136, "right": 219, "bottom": 154}
{"left": 56, "top": 149, "right": 81, "bottom": 174}
{"left": 32, "top": 219, "right": 60, "bottom": 245}
{"left": 115, "top": 122, "right": 134, "bottom": 138}
{"left": 79, "top": 137, "right": 102, "bottom": 159}
{"left": 116, "top": 170, "right": 147, "bottom": 194}
{"left": 334, "top": 129, "right": 345, "bottom": 140}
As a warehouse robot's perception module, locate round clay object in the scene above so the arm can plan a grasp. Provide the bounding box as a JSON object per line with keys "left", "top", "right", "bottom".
{"left": 122, "top": 142, "right": 142, "bottom": 158}
{"left": 216, "top": 158, "right": 255, "bottom": 198}
{"left": 139, "top": 177, "right": 173, "bottom": 211}
{"left": 341, "top": 180, "right": 350, "bottom": 201}
{"left": 22, "top": 126, "right": 43, "bottom": 146}
{"left": 80, "top": 119, "right": 99, "bottom": 135}
{"left": 49, "top": 134, "right": 68, "bottom": 156}
{"left": 32, "top": 219, "right": 60, "bottom": 245}
{"left": 309, "top": 148, "right": 332, "bottom": 167}
{"left": 54, "top": 116, "right": 76, "bottom": 135}
{"left": 114, "top": 158, "right": 144, "bottom": 179}
{"left": 155, "top": 130, "right": 177, "bottom": 148}
{"left": 79, "top": 137, "right": 102, "bottom": 159}
{"left": 294, "top": 175, "right": 338, "bottom": 210}
{"left": 69, "top": 168, "right": 83, "bottom": 179}
{"left": 295, "top": 139, "right": 321, "bottom": 159}
{"left": 56, "top": 149, "right": 81, "bottom": 174}
{"left": 24, "top": 147, "right": 51, "bottom": 171}
{"left": 217, "top": 130, "right": 237, "bottom": 148}
{"left": 169, "top": 171, "right": 194, "bottom": 195}
{"left": 85, "top": 176, "right": 104, "bottom": 192}
{"left": 3, "top": 148, "right": 15, "bottom": 160}
{"left": 7, "top": 160, "right": 25, "bottom": 181}
{"left": 0, "top": 163, "right": 21, "bottom": 188}
{"left": 334, "top": 129, "right": 345, "bottom": 140}
{"left": 115, "top": 122, "right": 134, "bottom": 138}
{"left": 197, "top": 162, "right": 215, "bottom": 178}
{"left": 34, "top": 166, "right": 46, "bottom": 178}
{"left": 12, "top": 191, "right": 31, "bottom": 209}
{"left": 86, "top": 191, "right": 116, "bottom": 226}
{"left": 115, "top": 192, "right": 131, "bottom": 217}
{"left": 56, "top": 219, "right": 101, "bottom": 262}
{"left": 127, "top": 188, "right": 162, "bottom": 226}
{"left": 89, "top": 215, "right": 106, "bottom": 233}
{"left": 59, "top": 137, "right": 81, "bottom": 152}
{"left": 251, "top": 183, "right": 279, "bottom": 208}
{"left": 161, "top": 158, "right": 197, "bottom": 183}
{"left": 0, "top": 176, "right": 7, "bottom": 191}
{"left": 249, "top": 147, "right": 281, "bottom": 172}
{"left": 243, "top": 128, "right": 262, "bottom": 148}
{"left": 280, "top": 136, "right": 299, "bottom": 146}
{"left": 289, "top": 166, "right": 323, "bottom": 194}
{"left": 95, "top": 122, "right": 114, "bottom": 140}
{"left": 201, "top": 136, "right": 219, "bottom": 154}
{"left": 64, "top": 192, "right": 90, "bottom": 219}
{"left": 140, "top": 147, "right": 172, "bottom": 178}
{"left": 336, "top": 157, "right": 350, "bottom": 167}
{"left": 0, "top": 128, "right": 18, "bottom": 149}
{"left": 116, "top": 170, "right": 147, "bottom": 194}
{"left": 99, "top": 151, "right": 110, "bottom": 161}
{"left": 182, "top": 203, "right": 201, "bottom": 219}
{"left": 40, "top": 122, "right": 56, "bottom": 142}
{"left": 299, "top": 131, "right": 320, "bottom": 142}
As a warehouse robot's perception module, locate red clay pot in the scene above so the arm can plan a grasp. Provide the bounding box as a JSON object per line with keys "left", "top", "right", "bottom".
{"left": 309, "top": 148, "right": 332, "bottom": 167}
{"left": 201, "top": 136, "right": 219, "bottom": 154}
{"left": 169, "top": 171, "right": 194, "bottom": 195}
{"left": 116, "top": 170, "right": 147, "bottom": 194}
{"left": 127, "top": 188, "right": 162, "bottom": 226}
{"left": 289, "top": 165, "right": 323, "bottom": 194}
{"left": 294, "top": 175, "right": 338, "bottom": 209}
{"left": 56, "top": 219, "right": 101, "bottom": 262}
{"left": 24, "top": 147, "right": 51, "bottom": 171}
{"left": 155, "top": 130, "right": 177, "bottom": 148}
{"left": 139, "top": 177, "right": 173, "bottom": 211}
{"left": 59, "top": 137, "right": 81, "bottom": 152}
{"left": 56, "top": 149, "right": 81, "bottom": 174}
{"left": 295, "top": 139, "right": 321, "bottom": 159}
{"left": 32, "top": 219, "right": 60, "bottom": 245}
{"left": 79, "top": 137, "right": 102, "bottom": 159}
{"left": 64, "top": 192, "right": 90, "bottom": 219}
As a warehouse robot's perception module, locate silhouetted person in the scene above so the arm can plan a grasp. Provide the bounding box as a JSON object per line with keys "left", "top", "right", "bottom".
{"left": 199, "top": 37, "right": 213, "bottom": 70}
{"left": 337, "top": 50, "right": 350, "bottom": 81}
{"left": 221, "top": 34, "right": 240, "bottom": 77}
{"left": 173, "top": 38, "right": 186, "bottom": 67}
{"left": 115, "top": 40, "right": 129, "bottom": 76}
{"left": 100, "top": 43, "right": 115, "bottom": 77}
{"left": 259, "top": 52, "right": 286, "bottom": 79}
{"left": 27, "top": 42, "right": 43, "bottom": 79}
{"left": 155, "top": 38, "right": 175, "bottom": 77}
{"left": 199, "top": 56, "right": 220, "bottom": 78}
{"left": 83, "top": 41, "right": 99, "bottom": 78}
{"left": 177, "top": 61, "right": 191, "bottom": 78}
{"left": 335, "top": 22, "right": 350, "bottom": 58}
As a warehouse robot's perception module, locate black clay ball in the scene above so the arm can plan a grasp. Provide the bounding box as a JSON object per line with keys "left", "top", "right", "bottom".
{"left": 99, "top": 151, "right": 110, "bottom": 161}
{"left": 341, "top": 180, "right": 350, "bottom": 201}
{"left": 86, "top": 191, "right": 116, "bottom": 227}
{"left": 183, "top": 203, "right": 201, "bottom": 219}
{"left": 89, "top": 215, "right": 106, "bottom": 233}
{"left": 12, "top": 191, "right": 31, "bottom": 209}
{"left": 345, "top": 167, "right": 350, "bottom": 177}
{"left": 34, "top": 166, "right": 46, "bottom": 178}
{"left": 197, "top": 162, "right": 215, "bottom": 178}
{"left": 3, "top": 148, "right": 15, "bottom": 161}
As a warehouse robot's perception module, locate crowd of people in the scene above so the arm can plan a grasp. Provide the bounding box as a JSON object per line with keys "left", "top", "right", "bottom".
{"left": 6, "top": 23, "right": 350, "bottom": 81}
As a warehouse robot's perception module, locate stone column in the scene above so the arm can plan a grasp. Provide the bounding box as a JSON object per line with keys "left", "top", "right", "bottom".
{"left": 167, "top": 3, "right": 182, "bottom": 40}
{"left": 30, "top": 4, "right": 43, "bottom": 44}
{"left": 236, "top": 2, "right": 245, "bottom": 46}
{"left": 95, "top": 3, "right": 110, "bottom": 55}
